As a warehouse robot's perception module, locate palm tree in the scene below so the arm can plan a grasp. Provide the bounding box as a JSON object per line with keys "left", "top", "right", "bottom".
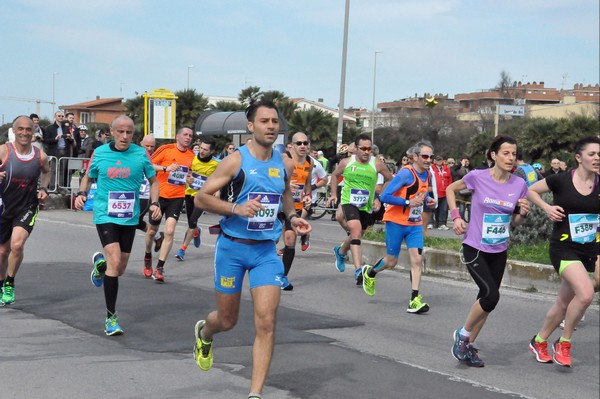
{"left": 261, "top": 90, "right": 288, "bottom": 103}
{"left": 238, "top": 86, "right": 262, "bottom": 106}
{"left": 209, "top": 101, "right": 246, "bottom": 112}
{"left": 175, "top": 89, "right": 209, "bottom": 128}
{"left": 289, "top": 108, "right": 337, "bottom": 153}
{"left": 277, "top": 98, "right": 298, "bottom": 122}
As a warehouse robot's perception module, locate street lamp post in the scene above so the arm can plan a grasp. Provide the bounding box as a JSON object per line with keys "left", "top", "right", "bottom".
{"left": 371, "top": 51, "right": 382, "bottom": 142}
{"left": 187, "top": 65, "right": 194, "bottom": 90}
{"left": 52, "top": 72, "right": 59, "bottom": 113}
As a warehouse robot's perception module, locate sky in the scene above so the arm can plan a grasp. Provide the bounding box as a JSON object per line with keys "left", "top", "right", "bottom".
{"left": 0, "top": 0, "right": 598, "bottom": 123}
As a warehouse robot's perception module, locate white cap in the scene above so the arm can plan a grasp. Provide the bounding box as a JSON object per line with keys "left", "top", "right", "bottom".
{"left": 317, "top": 150, "right": 324, "bottom": 156}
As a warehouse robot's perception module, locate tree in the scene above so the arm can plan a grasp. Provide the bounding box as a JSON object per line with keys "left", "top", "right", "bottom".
{"left": 261, "top": 90, "right": 288, "bottom": 103}
{"left": 175, "top": 89, "right": 209, "bottom": 128}
{"left": 496, "top": 70, "right": 512, "bottom": 98}
{"left": 288, "top": 108, "right": 337, "bottom": 153}
{"left": 277, "top": 98, "right": 298, "bottom": 122}
{"left": 209, "top": 101, "right": 245, "bottom": 112}
{"left": 238, "top": 86, "right": 262, "bottom": 106}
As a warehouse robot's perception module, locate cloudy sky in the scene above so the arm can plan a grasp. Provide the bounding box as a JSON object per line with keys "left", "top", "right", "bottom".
{"left": 0, "top": 0, "right": 598, "bottom": 123}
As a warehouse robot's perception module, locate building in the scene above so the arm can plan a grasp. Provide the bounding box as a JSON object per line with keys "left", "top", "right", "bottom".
{"left": 290, "top": 98, "right": 357, "bottom": 126}
{"left": 60, "top": 97, "right": 125, "bottom": 124}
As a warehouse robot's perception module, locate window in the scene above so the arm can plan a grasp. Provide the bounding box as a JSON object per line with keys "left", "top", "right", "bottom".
{"left": 80, "top": 112, "right": 90, "bottom": 124}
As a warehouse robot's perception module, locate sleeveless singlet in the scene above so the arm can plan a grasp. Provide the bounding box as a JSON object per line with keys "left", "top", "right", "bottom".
{"left": 340, "top": 155, "right": 378, "bottom": 213}
{"left": 0, "top": 143, "right": 42, "bottom": 217}
{"left": 219, "top": 145, "right": 287, "bottom": 241}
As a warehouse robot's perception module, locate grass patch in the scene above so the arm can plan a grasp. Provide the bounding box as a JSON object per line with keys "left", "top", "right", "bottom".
{"left": 363, "top": 227, "right": 551, "bottom": 265}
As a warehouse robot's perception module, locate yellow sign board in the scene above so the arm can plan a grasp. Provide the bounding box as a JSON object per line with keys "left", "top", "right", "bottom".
{"left": 143, "top": 89, "right": 178, "bottom": 139}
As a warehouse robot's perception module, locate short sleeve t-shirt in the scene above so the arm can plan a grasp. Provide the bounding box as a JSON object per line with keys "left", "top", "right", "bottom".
{"left": 151, "top": 143, "right": 195, "bottom": 199}
{"left": 462, "top": 169, "right": 528, "bottom": 253}
{"left": 87, "top": 142, "right": 156, "bottom": 226}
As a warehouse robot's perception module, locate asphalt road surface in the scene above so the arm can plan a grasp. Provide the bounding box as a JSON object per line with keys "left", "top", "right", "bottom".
{"left": 0, "top": 209, "right": 598, "bottom": 399}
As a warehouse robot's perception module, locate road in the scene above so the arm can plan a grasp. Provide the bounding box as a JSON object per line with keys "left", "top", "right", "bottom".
{"left": 0, "top": 209, "right": 598, "bottom": 399}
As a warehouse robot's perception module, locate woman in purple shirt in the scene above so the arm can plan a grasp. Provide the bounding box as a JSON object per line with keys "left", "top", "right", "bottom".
{"left": 446, "top": 135, "right": 529, "bottom": 367}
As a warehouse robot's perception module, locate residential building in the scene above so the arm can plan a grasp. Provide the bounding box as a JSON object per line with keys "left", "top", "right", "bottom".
{"left": 60, "top": 97, "right": 125, "bottom": 124}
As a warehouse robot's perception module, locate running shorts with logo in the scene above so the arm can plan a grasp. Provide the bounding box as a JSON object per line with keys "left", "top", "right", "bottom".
{"left": 0, "top": 204, "right": 39, "bottom": 243}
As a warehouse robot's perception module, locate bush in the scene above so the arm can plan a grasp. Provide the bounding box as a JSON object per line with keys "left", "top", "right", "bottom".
{"left": 509, "top": 193, "right": 553, "bottom": 248}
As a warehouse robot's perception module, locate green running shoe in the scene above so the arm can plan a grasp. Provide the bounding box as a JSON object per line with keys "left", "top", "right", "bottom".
{"left": 104, "top": 314, "right": 124, "bottom": 336}
{"left": 1, "top": 283, "right": 15, "bottom": 305}
{"left": 407, "top": 294, "right": 429, "bottom": 314}
{"left": 194, "top": 320, "right": 213, "bottom": 371}
{"left": 362, "top": 265, "right": 376, "bottom": 297}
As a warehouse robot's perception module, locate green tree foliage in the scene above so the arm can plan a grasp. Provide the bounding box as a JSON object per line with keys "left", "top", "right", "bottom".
{"left": 277, "top": 98, "right": 299, "bottom": 122}
{"left": 238, "top": 86, "right": 262, "bottom": 105}
{"left": 288, "top": 108, "right": 337, "bottom": 153}
{"left": 209, "top": 101, "right": 245, "bottom": 111}
{"left": 261, "top": 90, "right": 288, "bottom": 103}
{"left": 175, "top": 89, "right": 209, "bottom": 129}
{"left": 499, "top": 115, "right": 598, "bottom": 166}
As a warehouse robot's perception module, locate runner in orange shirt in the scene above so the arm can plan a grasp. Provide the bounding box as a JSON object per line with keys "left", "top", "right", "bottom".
{"left": 144, "top": 127, "right": 194, "bottom": 282}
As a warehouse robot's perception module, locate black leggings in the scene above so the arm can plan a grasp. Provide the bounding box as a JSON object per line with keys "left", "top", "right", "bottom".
{"left": 462, "top": 244, "right": 507, "bottom": 313}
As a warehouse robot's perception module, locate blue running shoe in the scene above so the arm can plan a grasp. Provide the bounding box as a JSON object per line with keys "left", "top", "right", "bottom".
{"left": 452, "top": 328, "right": 469, "bottom": 361}
{"left": 175, "top": 248, "right": 185, "bottom": 261}
{"left": 91, "top": 252, "right": 106, "bottom": 288}
{"left": 333, "top": 246, "right": 346, "bottom": 272}
{"left": 104, "top": 314, "right": 124, "bottom": 336}
{"left": 193, "top": 227, "right": 202, "bottom": 248}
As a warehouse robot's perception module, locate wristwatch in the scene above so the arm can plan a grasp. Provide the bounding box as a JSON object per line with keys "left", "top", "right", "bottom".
{"left": 162, "top": 166, "right": 167, "bottom": 172}
{"left": 405, "top": 199, "right": 410, "bottom": 206}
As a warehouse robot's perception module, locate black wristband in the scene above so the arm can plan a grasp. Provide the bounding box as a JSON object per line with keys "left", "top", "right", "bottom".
{"left": 76, "top": 191, "right": 87, "bottom": 197}
{"left": 513, "top": 205, "right": 521, "bottom": 215}
{"left": 311, "top": 184, "right": 317, "bottom": 191}
{"left": 150, "top": 201, "right": 160, "bottom": 208}
{"left": 288, "top": 213, "right": 299, "bottom": 222}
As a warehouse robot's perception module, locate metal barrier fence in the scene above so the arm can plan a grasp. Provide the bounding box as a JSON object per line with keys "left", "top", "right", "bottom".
{"left": 47, "top": 157, "right": 91, "bottom": 209}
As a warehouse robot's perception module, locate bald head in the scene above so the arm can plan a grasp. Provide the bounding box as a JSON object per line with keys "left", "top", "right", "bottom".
{"left": 112, "top": 114, "right": 134, "bottom": 128}
{"left": 140, "top": 134, "right": 156, "bottom": 154}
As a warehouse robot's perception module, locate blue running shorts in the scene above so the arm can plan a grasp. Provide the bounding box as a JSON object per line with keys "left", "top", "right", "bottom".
{"left": 214, "top": 234, "right": 284, "bottom": 294}
{"left": 385, "top": 222, "right": 423, "bottom": 257}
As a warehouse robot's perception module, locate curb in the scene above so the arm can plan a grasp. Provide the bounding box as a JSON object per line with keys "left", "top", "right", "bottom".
{"left": 358, "top": 240, "right": 560, "bottom": 295}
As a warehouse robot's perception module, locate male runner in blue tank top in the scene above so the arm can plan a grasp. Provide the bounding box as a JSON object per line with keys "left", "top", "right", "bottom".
{"left": 192, "top": 100, "right": 311, "bottom": 399}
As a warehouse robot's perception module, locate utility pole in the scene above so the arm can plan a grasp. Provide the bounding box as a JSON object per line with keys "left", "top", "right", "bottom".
{"left": 336, "top": 0, "right": 350, "bottom": 151}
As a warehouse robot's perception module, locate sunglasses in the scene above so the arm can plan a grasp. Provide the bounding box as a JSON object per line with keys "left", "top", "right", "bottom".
{"left": 294, "top": 141, "right": 309, "bottom": 146}
{"left": 358, "top": 146, "right": 371, "bottom": 152}
{"left": 418, "top": 154, "right": 435, "bottom": 160}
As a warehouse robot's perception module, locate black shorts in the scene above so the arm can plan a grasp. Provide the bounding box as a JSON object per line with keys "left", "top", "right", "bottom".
{"left": 149, "top": 197, "right": 185, "bottom": 226}
{"left": 96, "top": 223, "right": 137, "bottom": 253}
{"left": 549, "top": 241, "right": 597, "bottom": 274}
{"left": 184, "top": 195, "right": 205, "bottom": 229}
{"left": 0, "top": 204, "right": 38, "bottom": 244}
{"left": 341, "top": 204, "right": 372, "bottom": 230}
